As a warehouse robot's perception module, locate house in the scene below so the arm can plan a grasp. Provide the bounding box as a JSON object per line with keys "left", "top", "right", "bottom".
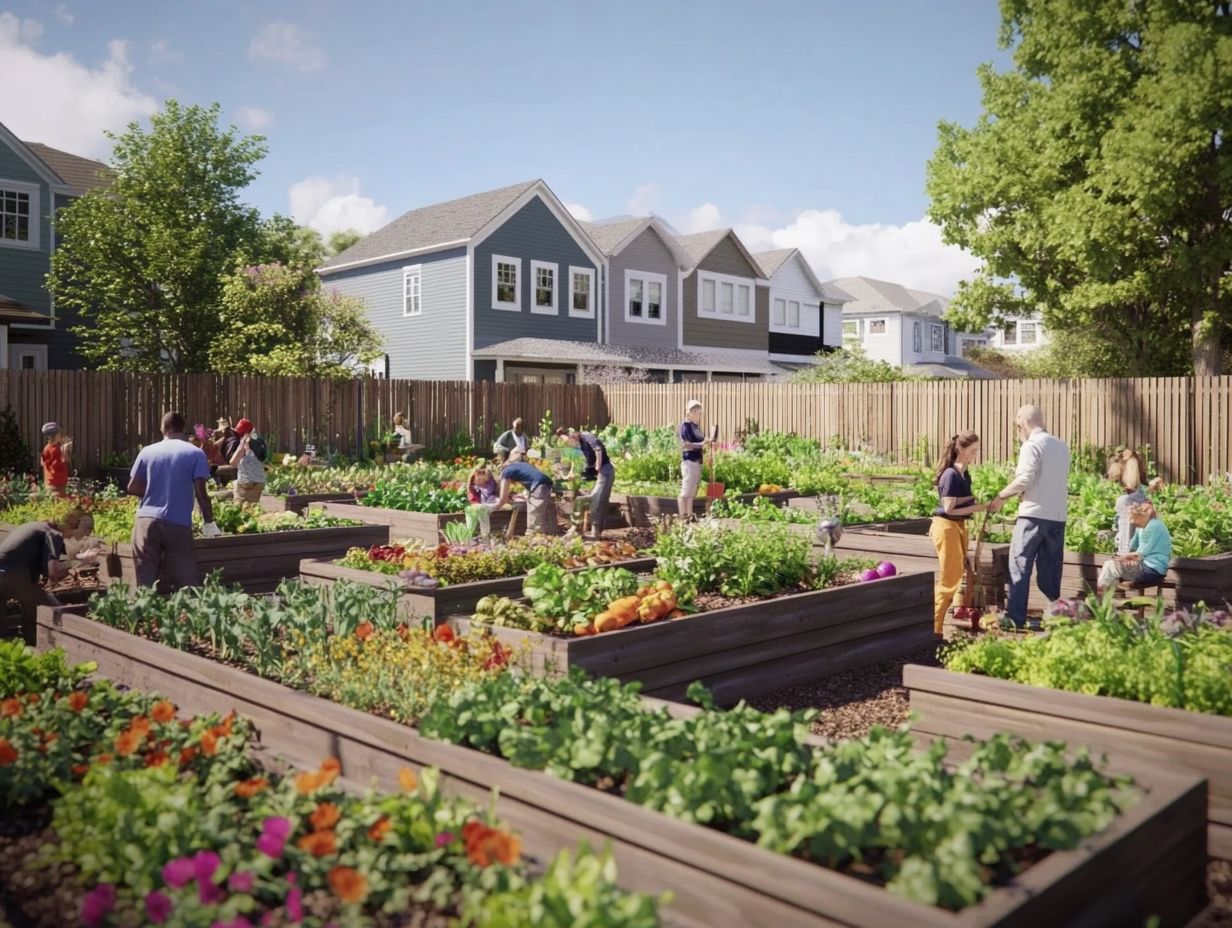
{"left": 987, "top": 316, "right": 1049, "bottom": 352}
{"left": 753, "top": 248, "right": 851, "bottom": 367}
{"left": 0, "top": 122, "right": 112, "bottom": 369}
{"left": 319, "top": 179, "right": 606, "bottom": 384}
{"left": 825, "top": 275, "right": 993, "bottom": 377}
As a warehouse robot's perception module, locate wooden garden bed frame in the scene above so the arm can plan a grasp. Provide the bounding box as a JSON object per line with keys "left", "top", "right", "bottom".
{"left": 453, "top": 571, "right": 935, "bottom": 706}
{"left": 35, "top": 606, "right": 1208, "bottom": 928}
{"left": 905, "top": 663, "right": 1232, "bottom": 862}
{"left": 1021, "top": 549, "right": 1232, "bottom": 609}
{"left": 611, "top": 489, "right": 801, "bottom": 528}
{"left": 259, "top": 492, "right": 363, "bottom": 515}
{"left": 312, "top": 499, "right": 521, "bottom": 545}
{"left": 298, "top": 555, "right": 659, "bottom": 621}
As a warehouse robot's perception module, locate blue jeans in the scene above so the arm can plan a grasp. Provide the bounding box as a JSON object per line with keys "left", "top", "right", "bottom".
{"left": 1007, "top": 517, "right": 1066, "bottom": 626}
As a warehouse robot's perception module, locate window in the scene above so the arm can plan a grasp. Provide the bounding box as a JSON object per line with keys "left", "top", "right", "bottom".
{"left": 701, "top": 278, "right": 716, "bottom": 313}
{"left": 0, "top": 182, "right": 38, "bottom": 250}
{"left": 787, "top": 300, "right": 800, "bottom": 328}
{"left": 719, "top": 282, "right": 734, "bottom": 314}
{"left": 842, "top": 319, "right": 862, "bottom": 344}
{"left": 530, "top": 260, "right": 557, "bottom": 314}
{"left": 1019, "top": 322, "right": 1038, "bottom": 345}
{"left": 1002, "top": 323, "right": 1017, "bottom": 345}
{"left": 736, "top": 285, "right": 750, "bottom": 317}
{"left": 492, "top": 255, "right": 520, "bottom": 311}
{"left": 696, "top": 271, "right": 756, "bottom": 323}
{"left": 773, "top": 298, "right": 786, "bottom": 326}
{"left": 624, "top": 270, "right": 667, "bottom": 326}
{"left": 913, "top": 321, "right": 922, "bottom": 353}
{"left": 402, "top": 266, "right": 422, "bottom": 316}
{"left": 868, "top": 318, "right": 887, "bottom": 335}
{"left": 568, "top": 266, "right": 594, "bottom": 317}
{"left": 930, "top": 324, "right": 944, "bottom": 352}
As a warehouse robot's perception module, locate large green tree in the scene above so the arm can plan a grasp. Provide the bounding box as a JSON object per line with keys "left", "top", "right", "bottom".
{"left": 49, "top": 101, "right": 288, "bottom": 372}
{"left": 928, "top": 0, "right": 1231, "bottom": 376}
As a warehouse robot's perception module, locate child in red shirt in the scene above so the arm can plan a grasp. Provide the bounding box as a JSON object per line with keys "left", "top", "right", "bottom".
{"left": 40, "top": 422, "right": 70, "bottom": 496}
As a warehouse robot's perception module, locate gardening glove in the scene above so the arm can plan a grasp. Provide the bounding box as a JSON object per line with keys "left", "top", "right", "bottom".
{"left": 201, "top": 521, "right": 222, "bottom": 538}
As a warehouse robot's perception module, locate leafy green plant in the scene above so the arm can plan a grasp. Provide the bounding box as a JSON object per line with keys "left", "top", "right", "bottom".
{"left": 0, "top": 640, "right": 92, "bottom": 699}
{"left": 652, "top": 522, "right": 815, "bottom": 597}
{"left": 520, "top": 563, "right": 640, "bottom": 632}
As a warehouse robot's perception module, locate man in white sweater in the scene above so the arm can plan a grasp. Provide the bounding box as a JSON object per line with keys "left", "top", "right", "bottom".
{"left": 987, "top": 405, "right": 1071, "bottom": 628}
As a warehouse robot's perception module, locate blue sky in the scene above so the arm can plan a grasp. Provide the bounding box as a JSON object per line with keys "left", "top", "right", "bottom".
{"left": 0, "top": 0, "right": 1008, "bottom": 294}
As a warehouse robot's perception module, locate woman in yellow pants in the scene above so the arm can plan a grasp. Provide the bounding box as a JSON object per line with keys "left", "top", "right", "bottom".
{"left": 928, "top": 432, "right": 988, "bottom": 635}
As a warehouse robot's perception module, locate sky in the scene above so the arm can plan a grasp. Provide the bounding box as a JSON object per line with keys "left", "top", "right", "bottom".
{"left": 0, "top": 0, "right": 1010, "bottom": 296}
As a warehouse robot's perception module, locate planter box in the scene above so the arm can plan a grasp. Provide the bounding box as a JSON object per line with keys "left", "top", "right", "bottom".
{"left": 612, "top": 489, "right": 800, "bottom": 528}
{"left": 36, "top": 607, "right": 1208, "bottom": 928}
{"left": 905, "top": 663, "right": 1232, "bottom": 861}
{"left": 298, "top": 555, "right": 659, "bottom": 621}
{"left": 787, "top": 498, "right": 934, "bottom": 534}
{"left": 1024, "top": 549, "right": 1232, "bottom": 609}
{"left": 313, "top": 500, "right": 521, "bottom": 545}
{"left": 259, "top": 492, "right": 362, "bottom": 515}
{"left": 455, "top": 571, "right": 936, "bottom": 706}
{"left": 102, "top": 525, "right": 389, "bottom": 593}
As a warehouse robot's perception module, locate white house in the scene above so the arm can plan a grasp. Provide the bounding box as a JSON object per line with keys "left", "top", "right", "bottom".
{"left": 986, "top": 316, "right": 1050, "bottom": 352}
{"left": 824, "top": 275, "right": 993, "bottom": 377}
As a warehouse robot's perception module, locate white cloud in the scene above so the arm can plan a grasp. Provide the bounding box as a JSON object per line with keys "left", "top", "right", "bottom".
{"left": 249, "top": 21, "right": 325, "bottom": 72}
{"left": 235, "top": 106, "right": 271, "bottom": 131}
{"left": 626, "top": 182, "right": 661, "bottom": 216}
{"left": 565, "top": 202, "right": 593, "bottom": 222}
{"left": 0, "top": 16, "right": 157, "bottom": 158}
{"left": 735, "top": 208, "right": 980, "bottom": 296}
{"left": 676, "top": 203, "right": 724, "bottom": 235}
{"left": 54, "top": 4, "right": 74, "bottom": 26}
{"left": 289, "top": 175, "right": 389, "bottom": 236}
{"left": 148, "top": 38, "right": 182, "bottom": 65}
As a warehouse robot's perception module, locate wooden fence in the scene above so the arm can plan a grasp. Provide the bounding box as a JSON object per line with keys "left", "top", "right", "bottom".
{"left": 1, "top": 371, "right": 1228, "bottom": 483}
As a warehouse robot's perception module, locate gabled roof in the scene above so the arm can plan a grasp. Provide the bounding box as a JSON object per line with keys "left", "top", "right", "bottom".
{"left": 824, "top": 275, "right": 949, "bottom": 317}
{"left": 582, "top": 216, "right": 693, "bottom": 266}
{"left": 674, "top": 228, "right": 766, "bottom": 278}
{"left": 320, "top": 179, "right": 541, "bottom": 271}
{"left": 753, "top": 248, "right": 854, "bottom": 304}
{"left": 24, "top": 143, "right": 113, "bottom": 194}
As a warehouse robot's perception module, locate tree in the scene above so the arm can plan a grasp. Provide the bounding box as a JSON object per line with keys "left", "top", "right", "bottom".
{"left": 927, "top": 0, "right": 1231, "bottom": 376}
{"left": 790, "top": 347, "right": 931, "bottom": 383}
{"left": 327, "top": 229, "right": 363, "bottom": 256}
{"left": 0, "top": 406, "right": 33, "bottom": 475}
{"left": 209, "top": 262, "right": 383, "bottom": 379}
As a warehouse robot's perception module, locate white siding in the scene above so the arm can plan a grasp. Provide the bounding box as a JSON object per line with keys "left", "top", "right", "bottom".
{"left": 846, "top": 311, "right": 902, "bottom": 365}
{"left": 822, "top": 301, "right": 843, "bottom": 348}
{"left": 767, "top": 256, "right": 821, "bottom": 338}
{"left": 988, "top": 316, "right": 1049, "bottom": 352}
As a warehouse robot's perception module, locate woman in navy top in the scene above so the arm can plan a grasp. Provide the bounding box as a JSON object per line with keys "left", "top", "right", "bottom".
{"left": 677, "top": 400, "right": 708, "bottom": 520}
{"left": 928, "top": 431, "right": 988, "bottom": 634}
{"left": 497, "top": 450, "right": 557, "bottom": 535}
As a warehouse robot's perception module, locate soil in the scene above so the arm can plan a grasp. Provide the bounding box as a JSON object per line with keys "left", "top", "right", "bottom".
{"left": 1199, "top": 860, "right": 1232, "bottom": 926}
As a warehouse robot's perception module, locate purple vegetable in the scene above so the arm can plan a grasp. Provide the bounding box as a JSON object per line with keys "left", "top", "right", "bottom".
{"left": 875, "top": 561, "right": 897, "bottom": 578}
{"left": 860, "top": 568, "right": 881, "bottom": 582}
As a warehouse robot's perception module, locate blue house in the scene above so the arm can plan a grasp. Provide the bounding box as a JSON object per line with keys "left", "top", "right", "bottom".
{"left": 0, "top": 122, "right": 111, "bottom": 370}
{"left": 318, "top": 179, "right": 607, "bottom": 384}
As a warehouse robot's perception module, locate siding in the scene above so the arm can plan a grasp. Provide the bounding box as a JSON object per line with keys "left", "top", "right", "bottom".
{"left": 0, "top": 138, "right": 53, "bottom": 316}
{"left": 473, "top": 196, "right": 600, "bottom": 350}
{"left": 901, "top": 313, "right": 951, "bottom": 364}
{"left": 606, "top": 226, "right": 679, "bottom": 350}
{"left": 765, "top": 254, "right": 823, "bottom": 357}
{"left": 821, "top": 302, "right": 843, "bottom": 349}
{"left": 681, "top": 235, "right": 767, "bottom": 352}
{"left": 847, "top": 311, "right": 902, "bottom": 365}
{"left": 322, "top": 248, "right": 467, "bottom": 381}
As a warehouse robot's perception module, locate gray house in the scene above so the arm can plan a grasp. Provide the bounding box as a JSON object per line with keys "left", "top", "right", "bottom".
{"left": 318, "top": 179, "right": 605, "bottom": 383}
{"left": 754, "top": 248, "right": 850, "bottom": 366}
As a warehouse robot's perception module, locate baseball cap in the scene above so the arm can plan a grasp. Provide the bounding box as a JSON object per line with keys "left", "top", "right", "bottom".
{"left": 235, "top": 418, "right": 254, "bottom": 436}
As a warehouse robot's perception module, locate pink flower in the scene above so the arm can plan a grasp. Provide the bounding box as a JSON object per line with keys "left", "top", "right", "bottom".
{"left": 211, "top": 919, "right": 254, "bottom": 928}
{"left": 198, "top": 880, "right": 226, "bottom": 905}
{"left": 286, "top": 885, "right": 303, "bottom": 922}
{"left": 256, "top": 816, "right": 292, "bottom": 859}
{"left": 82, "top": 883, "right": 116, "bottom": 927}
{"left": 145, "top": 890, "right": 173, "bottom": 924}
{"left": 435, "top": 831, "right": 455, "bottom": 848}
{"left": 162, "top": 856, "right": 195, "bottom": 888}
{"left": 228, "top": 870, "right": 255, "bottom": 893}
{"left": 193, "top": 850, "right": 221, "bottom": 883}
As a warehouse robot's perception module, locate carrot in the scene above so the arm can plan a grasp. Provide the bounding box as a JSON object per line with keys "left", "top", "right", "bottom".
{"left": 667, "top": 609, "right": 686, "bottom": 619}
{"left": 573, "top": 621, "right": 597, "bottom": 636}
{"left": 593, "top": 612, "right": 621, "bottom": 634}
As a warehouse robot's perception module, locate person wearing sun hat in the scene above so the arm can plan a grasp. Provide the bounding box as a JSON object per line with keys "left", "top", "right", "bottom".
{"left": 40, "top": 421, "right": 72, "bottom": 497}
{"left": 228, "top": 417, "right": 268, "bottom": 504}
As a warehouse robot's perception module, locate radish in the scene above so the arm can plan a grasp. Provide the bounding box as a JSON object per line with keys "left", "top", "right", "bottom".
{"left": 860, "top": 568, "right": 881, "bottom": 582}
{"left": 875, "top": 561, "right": 897, "bottom": 578}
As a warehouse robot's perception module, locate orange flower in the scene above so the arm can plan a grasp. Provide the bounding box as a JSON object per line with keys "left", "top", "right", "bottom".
{"left": 67, "top": 691, "right": 89, "bottom": 712}
{"left": 40, "top": 732, "right": 59, "bottom": 746}
{"left": 95, "top": 752, "right": 113, "bottom": 765}
{"left": 151, "top": 700, "right": 176, "bottom": 724}
{"left": 115, "top": 728, "right": 143, "bottom": 757}
{"left": 71, "top": 763, "right": 89, "bottom": 778}
{"left": 235, "top": 777, "right": 268, "bottom": 798}
{"left": 25, "top": 693, "right": 39, "bottom": 704}
{"left": 1, "top": 697, "right": 22, "bottom": 718}
{"left": 294, "top": 770, "right": 324, "bottom": 795}
{"left": 217, "top": 711, "right": 236, "bottom": 737}
{"left": 462, "top": 821, "right": 522, "bottom": 868}
{"left": 397, "top": 767, "right": 418, "bottom": 792}
{"left": 433, "top": 625, "right": 456, "bottom": 645}
{"left": 200, "top": 730, "right": 218, "bottom": 757}
{"left": 297, "top": 830, "right": 337, "bottom": 857}
{"left": 367, "top": 817, "right": 391, "bottom": 842}
{"left": 327, "top": 866, "right": 369, "bottom": 904}
{"left": 178, "top": 746, "right": 197, "bottom": 767}
{"left": 0, "top": 738, "right": 17, "bottom": 766}
{"left": 128, "top": 716, "right": 152, "bottom": 737}
{"left": 355, "top": 621, "right": 375, "bottom": 641}
{"left": 144, "top": 750, "right": 169, "bottom": 767}
{"left": 310, "top": 802, "right": 342, "bottom": 831}
{"left": 319, "top": 757, "right": 341, "bottom": 785}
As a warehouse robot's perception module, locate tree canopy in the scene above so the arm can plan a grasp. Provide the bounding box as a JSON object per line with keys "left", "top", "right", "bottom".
{"left": 790, "top": 347, "right": 930, "bottom": 383}
{"left": 927, "top": 0, "right": 1231, "bottom": 376}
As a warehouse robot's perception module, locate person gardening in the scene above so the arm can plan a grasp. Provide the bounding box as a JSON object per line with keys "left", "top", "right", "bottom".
{"left": 0, "top": 509, "right": 98, "bottom": 639}
{"left": 128, "top": 411, "right": 219, "bottom": 591}
{"left": 228, "top": 417, "right": 267, "bottom": 503}
{"left": 1106, "top": 449, "right": 1148, "bottom": 557}
{"left": 677, "top": 400, "right": 709, "bottom": 521}
{"left": 555, "top": 427, "right": 615, "bottom": 538}
{"left": 40, "top": 422, "right": 71, "bottom": 496}
{"left": 1096, "top": 501, "right": 1172, "bottom": 594}
{"left": 494, "top": 418, "right": 530, "bottom": 456}
{"left": 928, "top": 432, "right": 988, "bottom": 635}
{"left": 496, "top": 449, "right": 556, "bottom": 535}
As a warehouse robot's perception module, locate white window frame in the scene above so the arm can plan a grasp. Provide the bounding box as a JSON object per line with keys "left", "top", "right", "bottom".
{"left": 913, "top": 321, "right": 922, "bottom": 353}
{"left": 491, "top": 254, "right": 521, "bottom": 312}
{"left": 1019, "top": 321, "right": 1038, "bottom": 345}
{"left": 842, "top": 319, "right": 862, "bottom": 342}
{"left": 786, "top": 300, "right": 800, "bottom": 328}
{"left": 930, "top": 323, "right": 944, "bottom": 352}
{"left": 1001, "top": 322, "right": 1017, "bottom": 345}
{"left": 624, "top": 269, "right": 667, "bottom": 326}
{"left": 568, "top": 265, "right": 595, "bottom": 318}
{"left": 0, "top": 179, "right": 40, "bottom": 251}
{"left": 736, "top": 284, "right": 751, "bottom": 317}
{"left": 867, "top": 318, "right": 887, "bottom": 335}
{"left": 772, "top": 297, "right": 786, "bottom": 326}
{"left": 696, "top": 271, "right": 756, "bottom": 324}
{"left": 530, "top": 260, "right": 558, "bottom": 315}
{"left": 402, "top": 265, "right": 422, "bottom": 317}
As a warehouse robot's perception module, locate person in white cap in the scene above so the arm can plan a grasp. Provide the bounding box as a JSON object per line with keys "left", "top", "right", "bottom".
{"left": 40, "top": 422, "right": 71, "bottom": 497}
{"left": 677, "top": 400, "right": 710, "bottom": 520}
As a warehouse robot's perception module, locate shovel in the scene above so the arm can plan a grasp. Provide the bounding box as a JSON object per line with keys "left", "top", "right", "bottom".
{"left": 705, "top": 423, "right": 724, "bottom": 504}
{"left": 957, "top": 514, "right": 991, "bottom": 631}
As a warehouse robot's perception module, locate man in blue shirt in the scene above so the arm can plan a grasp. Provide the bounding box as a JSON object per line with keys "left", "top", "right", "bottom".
{"left": 677, "top": 400, "right": 709, "bottom": 520}
{"left": 496, "top": 449, "right": 556, "bottom": 535}
{"left": 127, "top": 411, "right": 218, "bottom": 591}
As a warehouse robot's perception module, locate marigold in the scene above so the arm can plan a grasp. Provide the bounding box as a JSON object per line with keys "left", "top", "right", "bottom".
{"left": 1, "top": 697, "right": 22, "bottom": 718}
{"left": 462, "top": 820, "right": 522, "bottom": 868}
{"left": 310, "top": 802, "right": 342, "bottom": 831}
{"left": 67, "top": 691, "right": 89, "bottom": 712}
{"left": 397, "top": 767, "right": 418, "bottom": 792}
{"left": 327, "top": 866, "right": 369, "bottom": 904}
{"left": 217, "top": 711, "right": 236, "bottom": 737}
{"left": 0, "top": 738, "right": 17, "bottom": 766}
{"left": 297, "top": 830, "right": 337, "bottom": 857}
{"left": 367, "top": 817, "right": 391, "bottom": 842}
{"left": 115, "top": 729, "right": 143, "bottom": 757}
{"left": 294, "top": 770, "right": 324, "bottom": 795}
{"left": 319, "top": 757, "right": 341, "bottom": 785}
{"left": 144, "top": 750, "right": 169, "bottom": 767}
{"left": 178, "top": 746, "right": 197, "bottom": 767}
{"left": 71, "top": 763, "right": 89, "bottom": 778}
{"left": 128, "top": 716, "right": 152, "bottom": 737}
{"left": 25, "top": 692, "right": 38, "bottom": 704}
{"left": 433, "top": 625, "right": 456, "bottom": 645}
{"left": 151, "top": 700, "right": 176, "bottom": 724}
{"left": 355, "top": 621, "right": 375, "bottom": 641}
{"left": 200, "top": 730, "right": 218, "bottom": 757}
{"left": 235, "top": 777, "right": 268, "bottom": 798}
{"left": 95, "top": 752, "right": 113, "bottom": 765}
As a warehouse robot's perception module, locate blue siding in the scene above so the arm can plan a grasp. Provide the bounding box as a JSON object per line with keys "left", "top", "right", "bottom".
{"left": 473, "top": 196, "right": 599, "bottom": 349}
{"left": 0, "top": 138, "right": 53, "bottom": 316}
{"left": 321, "top": 247, "right": 467, "bottom": 381}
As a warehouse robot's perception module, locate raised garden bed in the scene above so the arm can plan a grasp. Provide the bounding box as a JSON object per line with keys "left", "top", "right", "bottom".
{"left": 314, "top": 499, "right": 521, "bottom": 544}
{"left": 36, "top": 605, "right": 1210, "bottom": 928}
{"left": 101, "top": 524, "right": 389, "bottom": 593}
{"left": 299, "top": 554, "right": 659, "bottom": 621}
{"left": 258, "top": 491, "right": 362, "bottom": 515}
{"left": 612, "top": 489, "right": 800, "bottom": 528}
{"left": 1022, "top": 550, "right": 1232, "bottom": 609}
{"left": 905, "top": 662, "right": 1232, "bottom": 862}
{"left": 455, "top": 571, "right": 935, "bottom": 706}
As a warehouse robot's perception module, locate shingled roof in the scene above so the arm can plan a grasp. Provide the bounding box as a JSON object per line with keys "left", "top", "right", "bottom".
{"left": 24, "top": 142, "right": 113, "bottom": 194}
